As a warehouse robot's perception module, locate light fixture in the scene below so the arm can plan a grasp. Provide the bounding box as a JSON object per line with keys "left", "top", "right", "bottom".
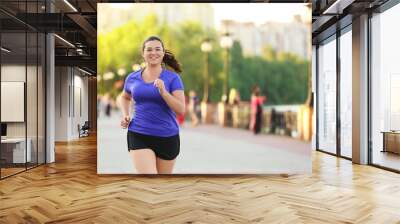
{"left": 103, "top": 72, "right": 115, "bottom": 80}
{"left": 201, "top": 40, "right": 212, "bottom": 53}
{"left": 220, "top": 33, "right": 233, "bottom": 49}
{"left": 322, "top": 0, "right": 355, "bottom": 15}
{"left": 78, "top": 67, "right": 93, "bottom": 76}
{"left": 76, "top": 48, "right": 84, "bottom": 55}
{"left": 117, "top": 68, "right": 126, "bottom": 76}
{"left": 54, "top": 34, "right": 75, "bottom": 48}
{"left": 63, "top": 0, "right": 78, "bottom": 12}
{"left": 132, "top": 64, "right": 141, "bottom": 71}
{"left": 132, "top": 64, "right": 144, "bottom": 72}
{"left": 1, "top": 47, "right": 11, "bottom": 53}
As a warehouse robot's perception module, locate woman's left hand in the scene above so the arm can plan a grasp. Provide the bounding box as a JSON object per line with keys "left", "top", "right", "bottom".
{"left": 154, "top": 79, "right": 166, "bottom": 96}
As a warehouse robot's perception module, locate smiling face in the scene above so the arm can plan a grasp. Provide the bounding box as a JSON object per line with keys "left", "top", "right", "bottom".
{"left": 142, "top": 40, "right": 165, "bottom": 67}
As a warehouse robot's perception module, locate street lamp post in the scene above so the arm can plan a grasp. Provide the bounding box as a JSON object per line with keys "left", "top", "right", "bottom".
{"left": 200, "top": 38, "right": 213, "bottom": 124}
{"left": 103, "top": 71, "right": 115, "bottom": 81}
{"left": 201, "top": 38, "right": 212, "bottom": 103}
{"left": 220, "top": 33, "right": 233, "bottom": 103}
{"left": 218, "top": 33, "right": 233, "bottom": 127}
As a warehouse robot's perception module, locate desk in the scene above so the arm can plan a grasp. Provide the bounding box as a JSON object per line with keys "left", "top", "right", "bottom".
{"left": 1, "top": 138, "right": 31, "bottom": 163}
{"left": 381, "top": 131, "right": 400, "bottom": 154}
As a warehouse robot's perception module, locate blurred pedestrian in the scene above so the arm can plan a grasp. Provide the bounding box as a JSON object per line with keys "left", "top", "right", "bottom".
{"left": 104, "top": 93, "right": 112, "bottom": 117}
{"left": 97, "top": 95, "right": 102, "bottom": 117}
{"left": 188, "top": 90, "right": 200, "bottom": 126}
{"left": 270, "top": 108, "right": 277, "bottom": 134}
{"left": 119, "top": 36, "right": 185, "bottom": 174}
{"left": 249, "top": 85, "right": 266, "bottom": 134}
{"left": 229, "top": 88, "right": 240, "bottom": 105}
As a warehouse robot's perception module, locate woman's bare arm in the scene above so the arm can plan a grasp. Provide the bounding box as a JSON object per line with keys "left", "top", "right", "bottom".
{"left": 119, "top": 91, "right": 132, "bottom": 117}
{"left": 160, "top": 90, "right": 185, "bottom": 116}
{"left": 118, "top": 91, "right": 132, "bottom": 129}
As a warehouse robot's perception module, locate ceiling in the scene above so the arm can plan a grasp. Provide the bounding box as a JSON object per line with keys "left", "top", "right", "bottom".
{"left": 0, "top": 0, "right": 97, "bottom": 75}
{"left": 312, "top": 0, "right": 390, "bottom": 44}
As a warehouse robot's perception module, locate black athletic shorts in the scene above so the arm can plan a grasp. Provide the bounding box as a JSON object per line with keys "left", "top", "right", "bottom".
{"left": 127, "top": 131, "right": 180, "bottom": 160}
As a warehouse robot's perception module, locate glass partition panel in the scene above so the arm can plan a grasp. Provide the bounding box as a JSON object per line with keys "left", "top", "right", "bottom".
{"left": 1, "top": 30, "right": 27, "bottom": 177}
{"left": 27, "top": 30, "right": 38, "bottom": 169}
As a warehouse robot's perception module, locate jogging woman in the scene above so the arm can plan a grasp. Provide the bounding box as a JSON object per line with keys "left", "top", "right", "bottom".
{"left": 119, "top": 36, "right": 185, "bottom": 174}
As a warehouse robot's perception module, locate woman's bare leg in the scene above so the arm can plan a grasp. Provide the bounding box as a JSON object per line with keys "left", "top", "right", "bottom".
{"left": 156, "top": 158, "right": 176, "bottom": 174}
{"left": 129, "top": 149, "right": 157, "bottom": 174}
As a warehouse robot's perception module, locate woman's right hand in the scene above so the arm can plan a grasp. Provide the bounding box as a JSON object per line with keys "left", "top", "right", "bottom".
{"left": 120, "top": 116, "right": 131, "bottom": 129}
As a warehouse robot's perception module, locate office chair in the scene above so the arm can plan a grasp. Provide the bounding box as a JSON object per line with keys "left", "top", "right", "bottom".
{"left": 79, "top": 121, "right": 90, "bottom": 138}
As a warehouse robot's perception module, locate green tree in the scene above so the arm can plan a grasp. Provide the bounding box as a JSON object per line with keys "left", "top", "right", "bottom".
{"left": 98, "top": 14, "right": 309, "bottom": 105}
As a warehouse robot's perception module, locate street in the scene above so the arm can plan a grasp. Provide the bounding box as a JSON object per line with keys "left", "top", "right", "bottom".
{"left": 98, "top": 111, "right": 311, "bottom": 174}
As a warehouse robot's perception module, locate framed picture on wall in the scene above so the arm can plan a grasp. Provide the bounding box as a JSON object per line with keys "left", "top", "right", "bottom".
{"left": 1, "top": 81, "right": 25, "bottom": 122}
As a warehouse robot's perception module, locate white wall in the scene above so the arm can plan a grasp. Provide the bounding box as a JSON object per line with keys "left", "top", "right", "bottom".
{"left": 77, "top": 73, "right": 89, "bottom": 138}
{"left": 55, "top": 66, "right": 68, "bottom": 141}
{"left": 72, "top": 72, "right": 89, "bottom": 138}
{"left": 54, "top": 67, "right": 89, "bottom": 141}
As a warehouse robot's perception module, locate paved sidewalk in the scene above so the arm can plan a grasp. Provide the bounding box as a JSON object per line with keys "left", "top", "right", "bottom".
{"left": 98, "top": 111, "right": 311, "bottom": 174}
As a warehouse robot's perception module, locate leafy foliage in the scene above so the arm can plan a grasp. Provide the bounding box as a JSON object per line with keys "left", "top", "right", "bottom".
{"left": 98, "top": 15, "right": 310, "bottom": 104}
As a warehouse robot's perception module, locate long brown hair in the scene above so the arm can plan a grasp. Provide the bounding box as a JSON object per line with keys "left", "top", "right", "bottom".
{"left": 142, "top": 36, "right": 182, "bottom": 73}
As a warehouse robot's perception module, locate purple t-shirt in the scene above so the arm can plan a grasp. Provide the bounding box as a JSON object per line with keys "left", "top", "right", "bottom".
{"left": 123, "top": 68, "right": 184, "bottom": 137}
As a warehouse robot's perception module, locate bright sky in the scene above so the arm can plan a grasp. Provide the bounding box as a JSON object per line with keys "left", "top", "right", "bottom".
{"left": 102, "top": 3, "right": 311, "bottom": 27}
{"left": 211, "top": 3, "right": 310, "bottom": 28}
{"left": 103, "top": 3, "right": 130, "bottom": 9}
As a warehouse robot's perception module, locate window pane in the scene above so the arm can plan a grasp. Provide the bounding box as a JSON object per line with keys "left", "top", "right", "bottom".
{"left": 371, "top": 4, "right": 400, "bottom": 171}
{"left": 340, "top": 29, "right": 352, "bottom": 158}
{"left": 317, "top": 37, "right": 337, "bottom": 154}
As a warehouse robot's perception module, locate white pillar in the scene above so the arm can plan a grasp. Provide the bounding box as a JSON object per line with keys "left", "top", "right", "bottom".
{"left": 46, "top": 33, "right": 55, "bottom": 163}
{"left": 45, "top": 1, "right": 55, "bottom": 163}
{"left": 352, "top": 14, "right": 369, "bottom": 164}
{"left": 312, "top": 45, "right": 317, "bottom": 151}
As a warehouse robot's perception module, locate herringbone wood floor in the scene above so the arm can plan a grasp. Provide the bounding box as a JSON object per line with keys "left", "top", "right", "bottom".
{"left": 1, "top": 134, "right": 400, "bottom": 224}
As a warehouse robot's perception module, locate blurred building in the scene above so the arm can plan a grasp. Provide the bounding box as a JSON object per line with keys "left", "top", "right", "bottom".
{"left": 99, "top": 3, "right": 215, "bottom": 34}
{"left": 221, "top": 20, "right": 262, "bottom": 56}
{"left": 221, "top": 15, "right": 310, "bottom": 59}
